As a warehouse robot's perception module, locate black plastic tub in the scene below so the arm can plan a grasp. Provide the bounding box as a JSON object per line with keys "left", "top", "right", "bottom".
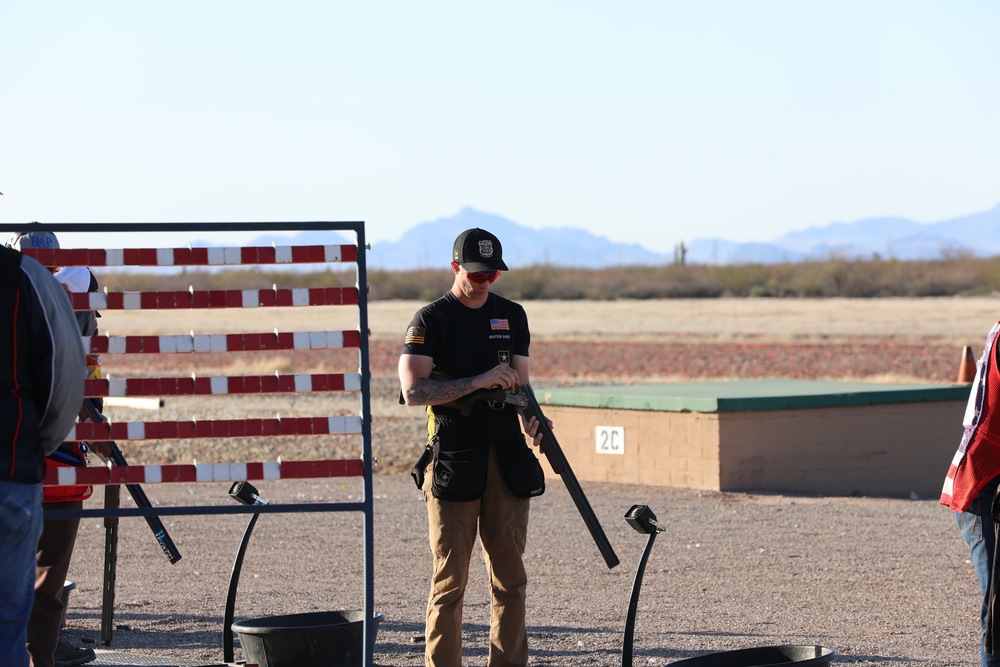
{"left": 232, "top": 609, "right": 384, "bottom": 667}
{"left": 668, "top": 644, "right": 835, "bottom": 666}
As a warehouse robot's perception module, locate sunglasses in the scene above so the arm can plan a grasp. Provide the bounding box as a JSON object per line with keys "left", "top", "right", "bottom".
{"left": 467, "top": 270, "right": 500, "bottom": 284}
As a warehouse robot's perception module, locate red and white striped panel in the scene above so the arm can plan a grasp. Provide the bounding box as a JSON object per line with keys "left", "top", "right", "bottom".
{"left": 85, "top": 330, "right": 361, "bottom": 354}
{"left": 24, "top": 244, "right": 358, "bottom": 268}
{"left": 85, "top": 372, "right": 361, "bottom": 398}
{"left": 70, "top": 286, "right": 358, "bottom": 311}
{"left": 43, "top": 458, "right": 365, "bottom": 486}
{"left": 69, "top": 415, "right": 363, "bottom": 442}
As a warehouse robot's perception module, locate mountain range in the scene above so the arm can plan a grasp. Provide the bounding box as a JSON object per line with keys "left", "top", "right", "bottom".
{"left": 231, "top": 202, "right": 1000, "bottom": 269}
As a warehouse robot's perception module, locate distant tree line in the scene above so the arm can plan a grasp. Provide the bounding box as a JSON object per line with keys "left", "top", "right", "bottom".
{"left": 96, "top": 255, "right": 1000, "bottom": 300}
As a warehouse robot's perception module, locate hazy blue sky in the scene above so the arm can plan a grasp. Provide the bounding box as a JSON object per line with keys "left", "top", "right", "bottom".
{"left": 2, "top": 1, "right": 997, "bottom": 252}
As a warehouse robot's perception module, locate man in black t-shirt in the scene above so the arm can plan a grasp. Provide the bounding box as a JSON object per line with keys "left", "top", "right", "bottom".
{"left": 399, "top": 228, "right": 547, "bottom": 667}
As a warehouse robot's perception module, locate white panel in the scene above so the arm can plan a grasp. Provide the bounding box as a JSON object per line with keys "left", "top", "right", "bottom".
{"left": 108, "top": 336, "right": 127, "bottom": 355}
{"left": 345, "top": 415, "right": 363, "bottom": 433}
{"left": 328, "top": 416, "right": 346, "bottom": 433}
{"left": 242, "top": 290, "right": 259, "bottom": 308}
{"left": 105, "top": 249, "right": 125, "bottom": 266}
{"left": 343, "top": 373, "right": 361, "bottom": 391}
{"left": 207, "top": 247, "right": 226, "bottom": 265}
{"left": 176, "top": 335, "right": 194, "bottom": 353}
{"left": 294, "top": 374, "right": 313, "bottom": 392}
{"left": 123, "top": 293, "right": 142, "bottom": 310}
{"left": 159, "top": 335, "right": 177, "bottom": 354}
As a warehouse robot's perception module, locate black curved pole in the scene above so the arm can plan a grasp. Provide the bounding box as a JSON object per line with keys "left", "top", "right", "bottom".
{"left": 622, "top": 530, "right": 657, "bottom": 667}
{"left": 223, "top": 511, "right": 261, "bottom": 663}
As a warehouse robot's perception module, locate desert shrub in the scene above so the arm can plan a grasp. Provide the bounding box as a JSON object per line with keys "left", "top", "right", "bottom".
{"left": 94, "top": 256, "right": 1000, "bottom": 300}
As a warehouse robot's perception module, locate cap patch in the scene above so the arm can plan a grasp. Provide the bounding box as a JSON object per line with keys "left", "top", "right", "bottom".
{"left": 477, "top": 240, "right": 494, "bottom": 258}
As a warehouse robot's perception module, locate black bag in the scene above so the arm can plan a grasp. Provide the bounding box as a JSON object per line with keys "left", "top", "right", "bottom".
{"left": 497, "top": 440, "right": 545, "bottom": 498}
{"left": 430, "top": 444, "right": 490, "bottom": 501}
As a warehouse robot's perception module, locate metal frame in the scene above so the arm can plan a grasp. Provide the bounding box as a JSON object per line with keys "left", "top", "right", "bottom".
{"left": 1, "top": 221, "right": 377, "bottom": 667}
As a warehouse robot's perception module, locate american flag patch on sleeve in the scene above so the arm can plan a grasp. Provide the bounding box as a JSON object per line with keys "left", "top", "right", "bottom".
{"left": 490, "top": 318, "right": 509, "bottom": 330}
{"left": 404, "top": 326, "right": 426, "bottom": 345}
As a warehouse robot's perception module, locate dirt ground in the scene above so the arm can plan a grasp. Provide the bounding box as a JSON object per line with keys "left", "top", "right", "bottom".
{"left": 102, "top": 295, "right": 1000, "bottom": 345}
{"left": 54, "top": 298, "right": 1000, "bottom": 666}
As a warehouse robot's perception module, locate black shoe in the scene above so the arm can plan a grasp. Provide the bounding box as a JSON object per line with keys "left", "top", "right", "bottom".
{"left": 53, "top": 635, "right": 96, "bottom": 667}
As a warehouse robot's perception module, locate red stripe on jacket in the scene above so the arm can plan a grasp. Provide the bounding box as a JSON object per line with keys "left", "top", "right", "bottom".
{"left": 8, "top": 290, "right": 22, "bottom": 477}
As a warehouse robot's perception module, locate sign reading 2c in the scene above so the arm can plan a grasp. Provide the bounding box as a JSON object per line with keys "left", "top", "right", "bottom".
{"left": 596, "top": 426, "right": 625, "bottom": 455}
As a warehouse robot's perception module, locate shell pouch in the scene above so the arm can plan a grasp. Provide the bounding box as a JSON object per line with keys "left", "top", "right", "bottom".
{"left": 497, "top": 439, "right": 546, "bottom": 498}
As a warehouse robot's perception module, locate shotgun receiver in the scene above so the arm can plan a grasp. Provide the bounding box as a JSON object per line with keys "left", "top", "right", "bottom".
{"left": 81, "top": 398, "right": 182, "bottom": 564}
{"left": 456, "top": 385, "right": 620, "bottom": 569}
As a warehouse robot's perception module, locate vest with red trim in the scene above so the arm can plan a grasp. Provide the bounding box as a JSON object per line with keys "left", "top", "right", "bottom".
{"left": 941, "top": 321, "right": 1000, "bottom": 512}
{"left": 0, "top": 248, "right": 47, "bottom": 483}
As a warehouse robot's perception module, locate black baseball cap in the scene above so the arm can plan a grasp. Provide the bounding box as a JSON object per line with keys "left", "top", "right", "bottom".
{"left": 452, "top": 228, "right": 508, "bottom": 272}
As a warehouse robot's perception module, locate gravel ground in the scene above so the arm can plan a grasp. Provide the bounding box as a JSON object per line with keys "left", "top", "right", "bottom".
{"left": 57, "top": 298, "right": 990, "bottom": 666}
{"left": 64, "top": 473, "right": 976, "bottom": 667}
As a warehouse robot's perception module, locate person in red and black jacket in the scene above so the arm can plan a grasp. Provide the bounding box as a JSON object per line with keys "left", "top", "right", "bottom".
{"left": 9, "top": 228, "right": 107, "bottom": 667}
{"left": 0, "top": 244, "right": 84, "bottom": 667}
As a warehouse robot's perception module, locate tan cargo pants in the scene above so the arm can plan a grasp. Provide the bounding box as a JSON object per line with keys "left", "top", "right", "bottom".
{"left": 423, "top": 445, "right": 530, "bottom": 667}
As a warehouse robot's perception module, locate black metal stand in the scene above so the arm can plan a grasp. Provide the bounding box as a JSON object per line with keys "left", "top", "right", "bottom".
{"left": 223, "top": 512, "right": 260, "bottom": 662}
{"left": 101, "top": 484, "right": 121, "bottom": 646}
{"left": 223, "top": 480, "right": 269, "bottom": 663}
{"left": 622, "top": 504, "right": 664, "bottom": 667}
{"left": 623, "top": 530, "right": 657, "bottom": 667}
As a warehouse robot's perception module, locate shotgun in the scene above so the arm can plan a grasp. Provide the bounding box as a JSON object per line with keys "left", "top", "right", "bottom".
{"left": 455, "top": 385, "right": 620, "bottom": 569}
{"left": 81, "top": 398, "right": 182, "bottom": 564}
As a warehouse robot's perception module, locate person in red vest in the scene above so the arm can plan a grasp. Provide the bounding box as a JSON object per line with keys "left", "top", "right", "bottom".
{"left": 942, "top": 321, "right": 1000, "bottom": 667}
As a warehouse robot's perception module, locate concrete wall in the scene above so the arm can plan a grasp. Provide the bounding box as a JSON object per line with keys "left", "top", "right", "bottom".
{"left": 539, "top": 400, "right": 965, "bottom": 498}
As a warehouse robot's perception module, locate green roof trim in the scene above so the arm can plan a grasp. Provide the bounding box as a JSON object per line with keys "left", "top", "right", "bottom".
{"left": 536, "top": 380, "right": 971, "bottom": 413}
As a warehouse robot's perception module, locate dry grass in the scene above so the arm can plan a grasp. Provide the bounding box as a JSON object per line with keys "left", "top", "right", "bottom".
{"left": 98, "top": 296, "right": 1000, "bottom": 345}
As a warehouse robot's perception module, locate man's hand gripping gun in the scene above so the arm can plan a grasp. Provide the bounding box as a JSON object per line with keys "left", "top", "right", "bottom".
{"left": 457, "top": 385, "right": 620, "bottom": 569}
{"left": 80, "top": 398, "right": 182, "bottom": 564}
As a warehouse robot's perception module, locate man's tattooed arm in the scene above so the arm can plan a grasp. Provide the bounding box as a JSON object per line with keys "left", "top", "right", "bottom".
{"left": 404, "top": 376, "right": 480, "bottom": 406}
